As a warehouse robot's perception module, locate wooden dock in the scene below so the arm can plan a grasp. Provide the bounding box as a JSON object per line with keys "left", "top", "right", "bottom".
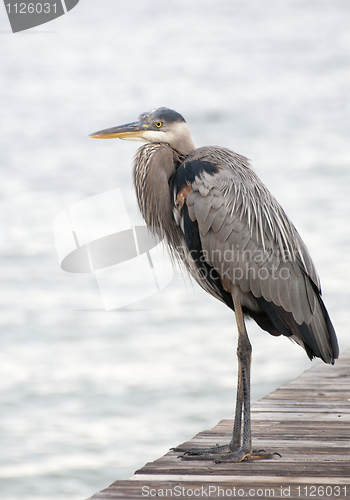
{"left": 88, "top": 350, "right": 350, "bottom": 499}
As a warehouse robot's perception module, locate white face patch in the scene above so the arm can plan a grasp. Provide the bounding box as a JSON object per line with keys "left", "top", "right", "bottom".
{"left": 121, "top": 135, "right": 149, "bottom": 143}
{"left": 142, "top": 130, "right": 169, "bottom": 143}
{"left": 121, "top": 121, "right": 195, "bottom": 155}
{"left": 142, "top": 123, "right": 193, "bottom": 149}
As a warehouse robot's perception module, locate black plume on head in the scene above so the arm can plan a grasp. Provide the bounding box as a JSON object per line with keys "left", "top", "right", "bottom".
{"left": 138, "top": 107, "right": 186, "bottom": 124}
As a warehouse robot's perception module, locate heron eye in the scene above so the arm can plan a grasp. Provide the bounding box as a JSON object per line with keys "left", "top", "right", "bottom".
{"left": 155, "top": 121, "right": 163, "bottom": 128}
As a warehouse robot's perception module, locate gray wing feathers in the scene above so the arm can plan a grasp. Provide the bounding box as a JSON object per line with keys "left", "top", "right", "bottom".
{"left": 186, "top": 147, "right": 322, "bottom": 327}
{"left": 181, "top": 147, "right": 337, "bottom": 362}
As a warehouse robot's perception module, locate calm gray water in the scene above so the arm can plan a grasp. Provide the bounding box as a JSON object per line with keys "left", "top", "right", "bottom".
{"left": 1, "top": 1, "right": 350, "bottom": 499}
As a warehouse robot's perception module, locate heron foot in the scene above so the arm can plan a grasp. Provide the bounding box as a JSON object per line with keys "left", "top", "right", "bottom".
{"left": 171, "top": 443, "right": 233, "bottom": 456}
{"left": 173, "top": 445, "right": 280, "bottom": 463}
{"left": 214, "top": 448, "right": 279, "bottom": 463}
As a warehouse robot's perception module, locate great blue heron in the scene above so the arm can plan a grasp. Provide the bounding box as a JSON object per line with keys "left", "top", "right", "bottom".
{"left": 90, "top": 107, "right": 338, "bottom": 462}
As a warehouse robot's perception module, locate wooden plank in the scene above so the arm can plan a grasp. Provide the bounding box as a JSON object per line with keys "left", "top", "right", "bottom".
{"left": 88, "top": 349, "right": 350, "bottom": 499}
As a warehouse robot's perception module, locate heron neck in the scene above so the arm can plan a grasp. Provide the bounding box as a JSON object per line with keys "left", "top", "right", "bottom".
{"left": 167, "top": 122, "right": 196, "bottom": 156}
{"left": 175, "top": 137, "right": 195, "bottom": 156}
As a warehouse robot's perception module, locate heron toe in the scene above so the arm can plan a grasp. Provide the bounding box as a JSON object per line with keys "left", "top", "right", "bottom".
{"left": 179, "top": 447, "right": 279, "bottom": 463}
{"left": 172, "top": 443, "right": 233, "bottom": 456}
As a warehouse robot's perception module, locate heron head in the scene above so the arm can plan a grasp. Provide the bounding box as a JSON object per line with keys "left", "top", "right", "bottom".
{"left": 90, "top": 107, "right": 195, "bottom": 156}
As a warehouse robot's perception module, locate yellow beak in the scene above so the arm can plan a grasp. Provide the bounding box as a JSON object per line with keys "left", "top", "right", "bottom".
{"left": 89, "top": 121, "right": 150, "bottom": 139}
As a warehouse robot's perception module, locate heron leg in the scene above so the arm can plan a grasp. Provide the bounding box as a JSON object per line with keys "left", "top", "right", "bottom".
{"left": 173, "top": 348, "right": 243, "bottom": 457}
{"left": 215, "top": 294, "right": 277, "bottom": 462}
{"left": 227, "top": 291, "right": 252, "bottom": 459}
{"left": 174, "top": 292, "right": 277, "bottom": 462}
{"left": 230, "top": 341, "right": 244, "bottom": 450}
